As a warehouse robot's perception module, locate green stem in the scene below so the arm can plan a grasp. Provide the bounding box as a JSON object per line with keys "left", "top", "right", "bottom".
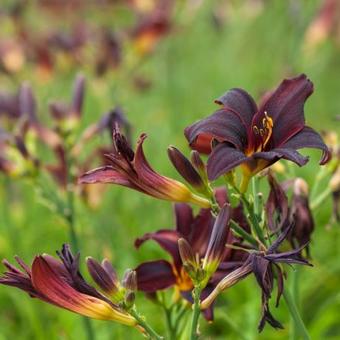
{"left": 130, "top": 309, "right": 163, "bottom": 340}
{"left": 283, "top": 289, "right": 310, "bottom": 340}
{"left": 64, "top": 150, "right": 94, "bottom": 340}
{"left": 290, "top": 270, "right": 300, "bottom": 340}
{"left": 163, "top": 306, "right": 176, "bottom": 340}
{"left": 310, "top": 187, "right": 331, "bottom": 210}
{"left": 240, "top": 193, "right": 266, "bottom": 246}
{"left": 190, "top": 286, "right": 202, "bottom": 340}
{"left": 230, "top": 219, "right": 258, "bottom": 247}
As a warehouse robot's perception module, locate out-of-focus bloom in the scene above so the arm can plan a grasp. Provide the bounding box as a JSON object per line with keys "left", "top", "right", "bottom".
{"left": 49, "top": 74, "right": 85, "bottom": 131}
{"left": 79, "top": 128, "right": 210, "bottom": 208}
{"left": 185, "top": 75, "right": 330, "bottom": 189}
{"left": 131, "top": 1, "right": 172, "bottom": 55}
{"left": 0, "top": 245, "right": 137, "bottom": 326}
{"left": 134, "top": 201, "right": 246, "bottom": 320}
{"left": 202, "top": 224, "right": 311, "bottom": 331}
{"left": 304, "top": 0, "right": 340, "bottom": 52}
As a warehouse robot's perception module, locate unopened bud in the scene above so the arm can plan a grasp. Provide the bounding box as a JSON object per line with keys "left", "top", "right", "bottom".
{"left": 122, "top": 269, "right": 137, "bottom": 292}
{"left": 168, "top": 146, "right": 204, "bottom": 191}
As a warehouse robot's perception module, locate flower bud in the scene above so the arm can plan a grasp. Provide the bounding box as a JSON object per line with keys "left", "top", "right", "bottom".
{"left": 178, "top": 238, "right": 199, "bottom": 281}
{"left": 203, "top": 204, "right": 231, "bottom": 280}
{"left": 191, "top": 150, "right": 208, "bottom": 180}
{"left": 168, "top": 146, "right": 204, "bottom": 191}
{"left": 122, "top": 269, "right": 137, "bottom": 292}
{"left": 86, "top": 257, "right": 119, "bottom": 295}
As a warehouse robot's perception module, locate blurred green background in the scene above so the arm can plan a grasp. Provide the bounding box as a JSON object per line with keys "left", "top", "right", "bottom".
{"left": 0, "top": 0, "right": 339, "bottom": 339}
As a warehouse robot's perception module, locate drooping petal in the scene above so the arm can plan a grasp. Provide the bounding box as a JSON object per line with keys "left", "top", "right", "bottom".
{"left": 279, "top": 126, "right": 331, "bottom": 164}
{"left": 135, "top": 260, "right": 176, "bottom": 292}
{"left": 207, "top": 143, "right": 248, "bottom": 180}
{"left": 135, "top": 230, "right": 181, "bottom": 268}
{"left": 214, "top": 87, "right": 258, "bottom": 128}
{"left": 32, "top": 256, "right": 136, "bottom": 325}
{"left": 253, "top": 148, "right": 309, "bottom": 167}
{"left": 257, "top": 74, "right": 314, "bottom": 147}
{"left": 185, "top": 108, "right": 248, "bottom": 153}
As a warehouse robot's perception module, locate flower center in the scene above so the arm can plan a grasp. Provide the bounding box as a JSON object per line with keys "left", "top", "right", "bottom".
{"left": 252, "top": 111, "right": 273, "bottom": 152}
{"left": 173, "top": 266, "right": 194, "bottom": 291}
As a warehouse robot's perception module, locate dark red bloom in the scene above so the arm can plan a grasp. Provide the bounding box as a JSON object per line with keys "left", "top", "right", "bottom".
{"left": 185, "top": 75, "right": 331, "bottom": 186}
{"left": 0, "top": 245, "right": 136, "bottom": 325}
{"left": 134, "top": 202, "right": 246, "bottom": 321}
{"left": 79, "top": 127, "right": 210, "bottom": 207}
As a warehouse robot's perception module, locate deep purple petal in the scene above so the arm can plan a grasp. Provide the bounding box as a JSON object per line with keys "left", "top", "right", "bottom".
{"left": 258, "top": 74, "right": 314, "bottom": 146}
{"left": 253, "top": 148, "right": 309, "bottom": 167}
{"left": 189, "top": 209, "right": 215, "bottom": 256}
{"left": 185, "top": 108, "right": 248, "bottom": 151}
{"left": 214, "top": 88, "right": 258, "bottom": 128}
{"left": 207, "top": 143, "right": 248, "bottom": 180}
{"left": 135, "top": 230, "right": 181, "bottom": 268}
{"left": 174, "top": 203, "right": 194, "bottom": 237}
{"left": 280, "top": 126, "right": 331, "bottom": 165}
{"left": 135, "top": 260, "right": 176, "bottom": 292}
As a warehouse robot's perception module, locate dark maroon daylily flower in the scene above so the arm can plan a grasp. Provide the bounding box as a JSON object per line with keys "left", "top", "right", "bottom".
{"left": 185, "top": 74, "right": 331, "bottom": 187}
{"left": 79, "top": 127, "right": 210, "bottom": 207}
{"left": 0, "top": 245, "right": 136, "bottom": 326}
{"left": 134, "top": 202, "right": 247, "bottom": 321}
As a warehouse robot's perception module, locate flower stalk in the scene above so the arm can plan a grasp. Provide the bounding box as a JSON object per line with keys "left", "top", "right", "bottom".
{"left": 130, "top": 309, "right": 164, "bottom": 340}
{"left": 190, "top": 285, "right": 202, "bottom": 340}
{"left": 283, "top": 289, "right": 310, "bottom": 340}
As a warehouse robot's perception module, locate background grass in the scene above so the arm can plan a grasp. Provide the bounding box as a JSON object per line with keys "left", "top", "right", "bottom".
{"left": 0, "top": 0, "right": 339, "bottom": 339}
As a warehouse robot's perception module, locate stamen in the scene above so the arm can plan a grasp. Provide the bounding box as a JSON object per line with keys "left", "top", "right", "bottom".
{"left": 251, "top": 111, "right": 274, "bottom": 152}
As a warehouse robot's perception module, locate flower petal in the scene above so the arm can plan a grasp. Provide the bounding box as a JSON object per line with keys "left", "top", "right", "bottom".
{"left": 32, "top": 256, "right": 136, "bottom": 325}
{"left": 214, "top": 87, "right": 258, "bottom": 128}
{"left": 135, "top": 230, "right": 181, "bottom": 268}
{"left": 258, "top": 74, "right": 314, "bottom": 147}
{"left": 135, "top": 260, "right": 176, "bottom": 292}
{"left": 253, "top": 148, "right": 309, "bottom": 167}
{"left": 174, "top": 203, "right": 194, "bottom": 237}
{"left": 280, "top": 126, "right": 331, "bottom": 164}
{"left": 207, "top": 143, "right": 248, "bottom": 180}
{"left": 78, "top": 166, "right": 137, "bottom": 188}
{"left": 185, "top": 108, "right": 248, "bottom": 153}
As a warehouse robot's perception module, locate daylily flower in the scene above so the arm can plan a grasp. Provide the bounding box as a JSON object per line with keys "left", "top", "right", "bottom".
{"left": 79, "top": 127, "right": 210, "bottom": 208}
{"left": 134, "top": 201, "right": 247, "bottom": 320}
{"left": 0, "top": 245, "right": 137, "bottom": 326}
{"left": 201, "top": 223, "right": 311, "bottom": 331}
{"left": 185, "top": 74, "right": 331, "bottom": 191}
